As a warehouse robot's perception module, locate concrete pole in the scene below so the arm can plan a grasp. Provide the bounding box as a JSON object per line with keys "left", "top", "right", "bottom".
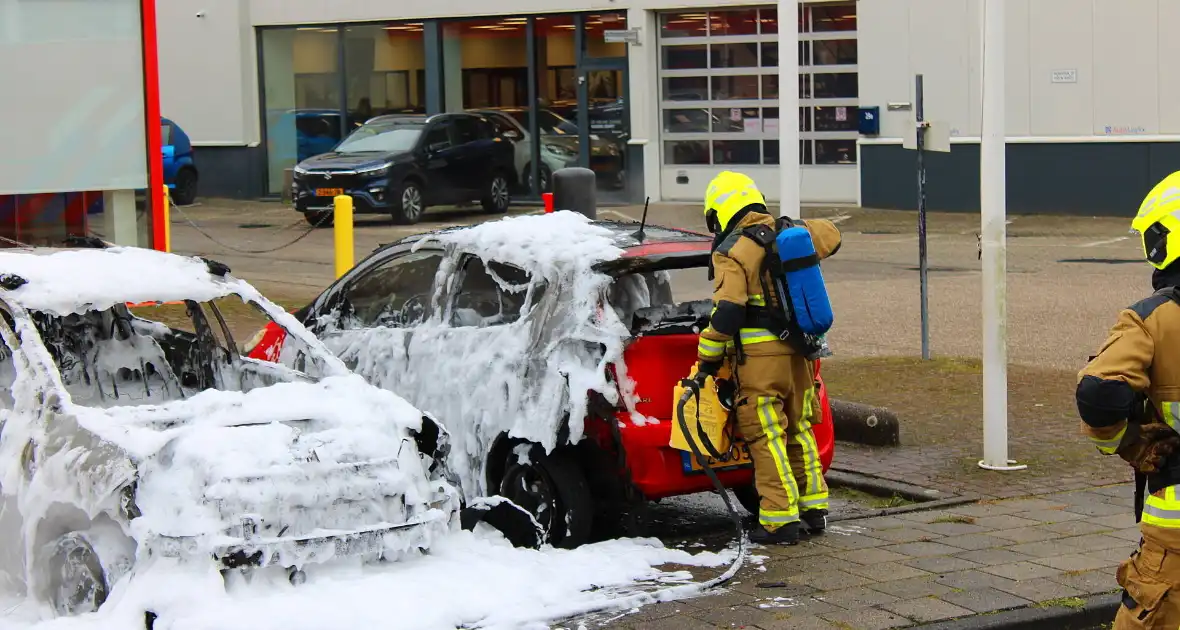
{"left": 778, "top": 0, "right": 800, "bottom": 219}
{"left": 978, "top": 0, "right": 1024, "bottom": 472}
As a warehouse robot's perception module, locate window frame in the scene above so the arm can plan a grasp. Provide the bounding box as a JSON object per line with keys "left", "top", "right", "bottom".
{"left": 333, "top": 247, "right": 447, "bottom": 330}
{"left": 656, "top": 2, "right": 859, "bottom": 168}
{"left": 442, "top": 253, "right": 548, "bottom": 329}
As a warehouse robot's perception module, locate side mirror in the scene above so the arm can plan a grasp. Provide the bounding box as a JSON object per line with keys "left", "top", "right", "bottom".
{"left": 504, "top": 129, "right": 522, "bottom": 140}
{"left": 162, "top": 145, "right": 175, "bottom": 159}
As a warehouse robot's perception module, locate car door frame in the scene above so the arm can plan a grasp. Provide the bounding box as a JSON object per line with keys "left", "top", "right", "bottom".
{"left": 450, "top": 115, "right": 497, "bottom": 198}
{"left": 416, "top": 117, "right": 463, "bottom": 205}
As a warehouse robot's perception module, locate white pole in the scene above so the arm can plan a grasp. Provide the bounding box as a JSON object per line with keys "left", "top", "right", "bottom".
{"left": 778, "top": 0, "right": 800, "bottom": 219}
{"left": 979, "top": 0, "right": 1024, "bottom": 472}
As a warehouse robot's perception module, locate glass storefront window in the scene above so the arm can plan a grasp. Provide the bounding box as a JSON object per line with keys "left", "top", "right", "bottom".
{"left": 261, "top": 27, "right": 342, "bottom": 196}
{"left": 657, "top": 3, "right": 859, "bottom": 168}
{"left": 344, "top": 24, "right": 425, "bottom": 130}
{"left": 583, "top": 13, "right": 628, "bottom": 57}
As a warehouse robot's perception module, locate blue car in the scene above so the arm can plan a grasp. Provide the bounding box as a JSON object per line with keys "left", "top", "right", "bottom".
{"left": 162, "top": 117, "right": 198, "bottom": 205}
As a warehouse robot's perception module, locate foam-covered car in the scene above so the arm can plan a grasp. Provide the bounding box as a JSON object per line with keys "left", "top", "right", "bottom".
{"left": 245, "top": 212, "right": 834, "bottom": 549}
{"left": 0, "top": 246, "right": 472, "bottom": 618}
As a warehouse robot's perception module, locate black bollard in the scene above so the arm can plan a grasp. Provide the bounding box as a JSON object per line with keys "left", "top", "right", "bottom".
{"left": 552, "top": 167, "right": 597, "bottom": 220}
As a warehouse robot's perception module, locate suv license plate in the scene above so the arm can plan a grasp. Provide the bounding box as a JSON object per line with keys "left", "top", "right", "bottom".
{"left": 316, "top": 188, "right": 344, "bottom": 197}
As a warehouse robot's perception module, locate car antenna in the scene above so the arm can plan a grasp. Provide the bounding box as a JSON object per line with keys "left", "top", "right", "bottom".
{"left": 632, "top": 196, "right": 651, "bottom": 243}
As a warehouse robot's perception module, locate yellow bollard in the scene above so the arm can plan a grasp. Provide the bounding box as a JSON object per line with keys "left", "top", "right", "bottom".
{"left": 333, "top": 194, "right": 354, "bottom": 278}
{"left": 161, "top": 185, "right": 172, "bottom": 253}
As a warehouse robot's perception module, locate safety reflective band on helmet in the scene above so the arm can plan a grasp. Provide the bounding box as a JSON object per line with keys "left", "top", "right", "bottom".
{"left": 698, "top": 336, "right": 726, "bottom": 359}
{"left": 1089, "top": 424, "right": 1126, "bottom": 455}
{"left": 1142, "top": 486, "right": 1180, "bottom": 528}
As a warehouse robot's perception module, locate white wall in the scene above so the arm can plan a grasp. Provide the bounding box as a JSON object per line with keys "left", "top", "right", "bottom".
{"left": 157, "top": 0, "right": 259, "bottom": 146}
{"left": 859, "top": 0, "right": 1180, "bottom": 140}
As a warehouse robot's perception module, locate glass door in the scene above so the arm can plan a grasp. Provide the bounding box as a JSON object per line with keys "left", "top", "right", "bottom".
{"left": 576, "top": 57, "right": 629, "bottom": 202}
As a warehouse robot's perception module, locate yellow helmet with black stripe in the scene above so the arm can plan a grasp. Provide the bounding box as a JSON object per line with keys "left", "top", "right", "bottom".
{"left": 1132, "top": 171, "right": 1180, "bottom": 270}
{"left": 704, "top": 171, "right": 767, "bottom": 233}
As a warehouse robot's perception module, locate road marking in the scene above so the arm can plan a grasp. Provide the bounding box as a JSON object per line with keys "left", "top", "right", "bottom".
{"left": 1080, "top": 236, "right": 1131, "bottom": 248}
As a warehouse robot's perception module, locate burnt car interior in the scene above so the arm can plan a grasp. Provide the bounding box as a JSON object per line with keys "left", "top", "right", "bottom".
{"left": 449, "top": 257, "right": 545, "bottom": 328}
{"left": 25, "top": 300, "right": 317, "bottom": 409}
{"left": 604, "top": 256, "right": 712, "bottom": 337}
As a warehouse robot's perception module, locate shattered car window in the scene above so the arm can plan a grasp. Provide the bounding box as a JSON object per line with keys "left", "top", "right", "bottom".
{"left": 339, "top": 250, "right": 442, "bottom": 328}
{"left": 29, "top": 297, "right": 331, "bottom": 409}
{"left": 0, "top": 311, "right": 15, "bottom": 411}
{"left": 449, "top": 257, "right": 546, "bottom": 328}
{"left": 608, "top": 270, "right": 676, "bottom": 324}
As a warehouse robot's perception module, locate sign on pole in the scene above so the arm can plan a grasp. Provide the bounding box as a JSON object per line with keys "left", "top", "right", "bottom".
{"left": 978, "top": 0, "right": 1025, "bottom": 472}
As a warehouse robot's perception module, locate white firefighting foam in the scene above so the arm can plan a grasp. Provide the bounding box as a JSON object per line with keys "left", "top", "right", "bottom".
{"left": 318, "top": 211, "right": 648, "bottom": 499}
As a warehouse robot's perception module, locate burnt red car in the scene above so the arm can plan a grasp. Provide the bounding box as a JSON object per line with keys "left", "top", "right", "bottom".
{"left": 243, "top": 216, "right": 834, "bottom": 547}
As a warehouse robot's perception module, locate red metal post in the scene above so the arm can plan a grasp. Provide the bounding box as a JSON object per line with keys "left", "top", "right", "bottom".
{"left": 140, "top": 0, "right": 166, "bottom": 250}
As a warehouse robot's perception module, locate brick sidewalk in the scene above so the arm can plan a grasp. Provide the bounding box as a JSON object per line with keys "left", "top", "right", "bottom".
{"left": 594, "top": 484, "right": 1136, "bottom": 629}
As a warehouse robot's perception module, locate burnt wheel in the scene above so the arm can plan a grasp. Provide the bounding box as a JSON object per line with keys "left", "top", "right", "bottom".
{"left": 38, "top": 527, "right": 131, "bottom": 616}
{"left": 498, "top": 445, "right": 592, "bottom": 548}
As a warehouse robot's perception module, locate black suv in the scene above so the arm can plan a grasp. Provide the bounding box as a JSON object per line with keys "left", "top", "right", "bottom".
{"left": 291, "top": 112, "right": 517, "bottom": 226}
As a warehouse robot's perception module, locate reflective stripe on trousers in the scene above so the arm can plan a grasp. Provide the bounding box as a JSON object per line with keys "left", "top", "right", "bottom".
{"left": 756, "top": 395, "right": 801, "bottom": 527}
{"left": 796, "top": 386, "right": 829, "bottom": 511}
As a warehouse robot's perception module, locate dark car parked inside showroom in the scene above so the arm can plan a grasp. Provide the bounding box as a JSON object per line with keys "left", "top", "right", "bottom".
{"left": 291, "top": 112, "right": 517, "bottom": 226}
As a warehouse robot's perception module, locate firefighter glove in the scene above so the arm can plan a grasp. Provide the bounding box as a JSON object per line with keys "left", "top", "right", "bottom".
{"left": 1118, "top": 421, "right": 1180, "bottom": 473}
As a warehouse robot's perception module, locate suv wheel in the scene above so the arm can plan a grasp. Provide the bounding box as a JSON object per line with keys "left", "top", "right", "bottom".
{"left": 172, "top": 169, "right": 198, "bottom": 206}
{"left": 392, "top": 180, "right": 425, "bottom": 225}
{"left": 525, "top": 163, "right": 552, "bottom": 194}
{"left": 481, "top": 172, "right": 511, "bottom": 214}
{"left": 497, "top": 445, "right": 592, "bottom": 548}
{"left": 304, "top": 210, "right": 333, "bottom": 228}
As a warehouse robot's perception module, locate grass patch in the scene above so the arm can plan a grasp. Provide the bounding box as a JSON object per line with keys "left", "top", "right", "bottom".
{"left": 932, "top": 515, "right": 976, "bottom": 525}
{"left": 1036, "top": 597, "right": 1086, "bottom": 609}
{"left": 831, "top": 486, "right": 916, "bottom": 509}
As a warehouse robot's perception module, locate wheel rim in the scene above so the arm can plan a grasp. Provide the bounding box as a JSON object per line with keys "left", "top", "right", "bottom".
{"left": 500, "top": 464, "right": 557, "bottom": 540}
{"left": 492, "top": 177, "right": 509, "bottom": 209}
{"left": 539, "top": 169, "right": 550, "bottom": 193}
{"left": 54, "top": 547, "right": 105, "bottom": 615}
{"left": 402, "top": 186, "right": 422, "bottom": 221}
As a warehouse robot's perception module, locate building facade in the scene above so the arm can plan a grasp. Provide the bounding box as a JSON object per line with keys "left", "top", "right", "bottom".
{"left": 158, "top": 0, "right": 1180, "bottom": 214}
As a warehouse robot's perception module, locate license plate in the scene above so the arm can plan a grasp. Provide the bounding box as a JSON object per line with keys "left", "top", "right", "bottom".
{"left": 316, "top": 188, "right": 344, "bottom": 197}
{"left": 681, "top": 442, "right": 754, "bottom": 474}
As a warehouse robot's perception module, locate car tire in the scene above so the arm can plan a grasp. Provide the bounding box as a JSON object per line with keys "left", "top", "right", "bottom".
{"left": 392, "top": 179, "right": 426, "bottom": 225}
{"left": 38, "top": 524, "right": 134, "bottom": 616}
{"left": 303, "top": 210, "right": 333, "bottom": 228}
{"left": 172, "top": 168, "right": 198, "bottom": 206}
{"left": 733, "top": 484, "right": 761, "bottom": 517}
{"left": 524, "top": 163, "right": 552, "bottom": 194}
{"left": 497, "top": 445, "right": 592, "bottom": 548}
{"left": 481, "top": 171, "right": 512, "bottom": 214}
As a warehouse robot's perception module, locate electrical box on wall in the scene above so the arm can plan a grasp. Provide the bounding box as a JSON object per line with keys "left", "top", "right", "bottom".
{"left": 858, "top": 106, "right": 880, "bottom": 136}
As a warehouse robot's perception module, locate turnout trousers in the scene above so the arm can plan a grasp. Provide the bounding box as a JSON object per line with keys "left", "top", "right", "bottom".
{"left": 1115, "top": 489, "right": 1180, "bottom": 629}
{"left": 731, "top": 345, "right": 829, "bottom": 531}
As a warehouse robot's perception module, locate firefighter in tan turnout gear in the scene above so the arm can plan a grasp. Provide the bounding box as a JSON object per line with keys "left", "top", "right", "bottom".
{"left": 691, "top": 171, "right": 842, "bottom": 545}
{"left": 1078, "top": 170, "right": 1180, "bottom": 629}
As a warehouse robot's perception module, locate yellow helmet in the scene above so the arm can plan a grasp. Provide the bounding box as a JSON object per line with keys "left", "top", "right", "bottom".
{"left": 703, "top": 171, "right": 767, "bottom": 233}
{"left": 1132, "top": 171, "right": 1180, "bottom": 270}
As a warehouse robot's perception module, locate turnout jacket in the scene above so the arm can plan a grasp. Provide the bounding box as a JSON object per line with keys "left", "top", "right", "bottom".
{"left": 1078, "top": 269, "right": 1180, "bottom": 530}
{"left": 696, "top": 210, "right": 842, "bottom": 364}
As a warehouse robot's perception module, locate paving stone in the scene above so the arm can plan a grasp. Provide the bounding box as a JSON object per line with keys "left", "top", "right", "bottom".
{"left": 1012, "top": 509, "right": 1086, "bottom": 523}
{"left": 820, "top": 607, "right": 914, "bottom": 629}
{"left": 991, "top": 498, "right": 1070, "bottom": 511}
{"left": 687, "top": 589, "right": 758, "bottom": 609}
{"left": 1032, "top": 554, "right": 1117, "bottom": 572}
{"left": 935, "top": 569, "right": 1022, "bottom": 592}
{"left": 968, "top": 515, "right": 1044, "bottom": 530}
{"left": 811, "top": 586, "right": 900, "bottom": 610}
{"left": 1049, "top": 569, "right": 1120, "bottom": 594}
{"left": 911, "top": 522, "right": 993, "bottom": 536}
{"left": 946, "top": 503, "right": 1027, "bottom": 517}
{"left": 1090, "top": 513, "right": 1138, "bottom": 530}
{"left": 610, "top": 601, "right": 686, "bottom": 622}
{"left": 902, "top": 555, "right": 985, "bottom": 574}
{"left": 1039, "top": 520, "right": 1116, "bottom": 536}
{"left": 844, "top": 561, "right": 933, "bottom": 582}
{"left": 1062, "top": 502, "right": 1129, "bottom": 517}
{"left": 685, "top": 602, "right": 783, "bottom": 628}
{"left": 1093, "top": 485, "right": 1132, "bottom": 498}
{"left": 896, "top": 509, "right": 969, "bottom": 524}
{"left": 855, "top": 516, "right": 915, "bottom": 531}
{"left": 786, "top": 569, "right": 876, "bottom": 591}
{"left": 814, "top": 534, "right": 890, "bottom": 550}
{"left": 1109, "top": 527, "right": 1145, "bottom": 542}
{"left": 627, "top": 615, "right": 718, "bottom": 630}
{"left": 1058, "top": 533, "right": 1135, "bottom": 552}
{"left": 842, "top": 548, "right": 914, "bottom": 565}
{"left": 869, "top": 576, "right": 955, "bottom": 599}
{"left": 938, "top": 587, "right": 1034, "bottom": 614}
{"left": 1056, "top": 490, "right": 1118, "bottom": 506}
{"left": 979, "top": 561, "right": 1064, "bottom": 581}
{"left": 1087, "top": 545, "right": 1135, "bottom": 564}
{"left": 755, "top": 614, "right": 844, "bottom": 630}
{"left": 879, "top": 541, "right": 965, "bottom": 558}
{"left": 937, "top": 533, "right": 1013, "bottom": 551}
{"left": 1004, "top": 540, "right": 1092, "bottom": 559}
{"left": 991, "top": 576, "right": 1086, "bottom": 603}
{"left": 950, "top": 548, "right": 1036, "bottom": 567}
{"left": 730, "top": 581, "right": 817, "bottom": 599}
{"left": 755, "top": 541, "right": 831, "bottom": 559}
{"left": 870, "top": 528, "right": 942, "bottom": 544}
{"left": 882, "top": 597, "right": 975, "bottom": 623}
{"left": 986, "top": 527, "right": 1063, "bottom": 544}
{"left": 749, "top": 595, "right": 843, "bottom": 617}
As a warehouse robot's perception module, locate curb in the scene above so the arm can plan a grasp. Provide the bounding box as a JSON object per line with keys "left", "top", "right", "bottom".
{"left": 913, "top": 592, "right": 1120, "bottom": 630}
{"left": 825, "top": 468, "right": 980, "bottom": 523}
{"left": 829, "top": 398, "right": 901, "bottom": 447}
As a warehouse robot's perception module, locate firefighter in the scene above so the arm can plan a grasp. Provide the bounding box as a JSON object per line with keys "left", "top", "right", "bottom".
{"left": 1078, "top": 170, "right": 1180, "bottom": 629}
{"left": 692, "top": 170, "right": 842, "bottom": 545}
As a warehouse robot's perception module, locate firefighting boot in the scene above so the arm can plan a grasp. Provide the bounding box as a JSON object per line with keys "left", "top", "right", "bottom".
{"left": 802, "top": 509, "right": 828, "bottom": 535}
{"left": 749, "top": 522, "right": 801, "bottom": 546}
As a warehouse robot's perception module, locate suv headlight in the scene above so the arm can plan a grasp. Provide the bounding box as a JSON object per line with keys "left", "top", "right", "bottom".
{"left": 293, "top": 164, "right": 309, "bottom": 176}
{"left": 544, "top": 143, "right": 576, "bottom": 158}
{"left": 357, "top": 163, "right": 391, "bottom": 177}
